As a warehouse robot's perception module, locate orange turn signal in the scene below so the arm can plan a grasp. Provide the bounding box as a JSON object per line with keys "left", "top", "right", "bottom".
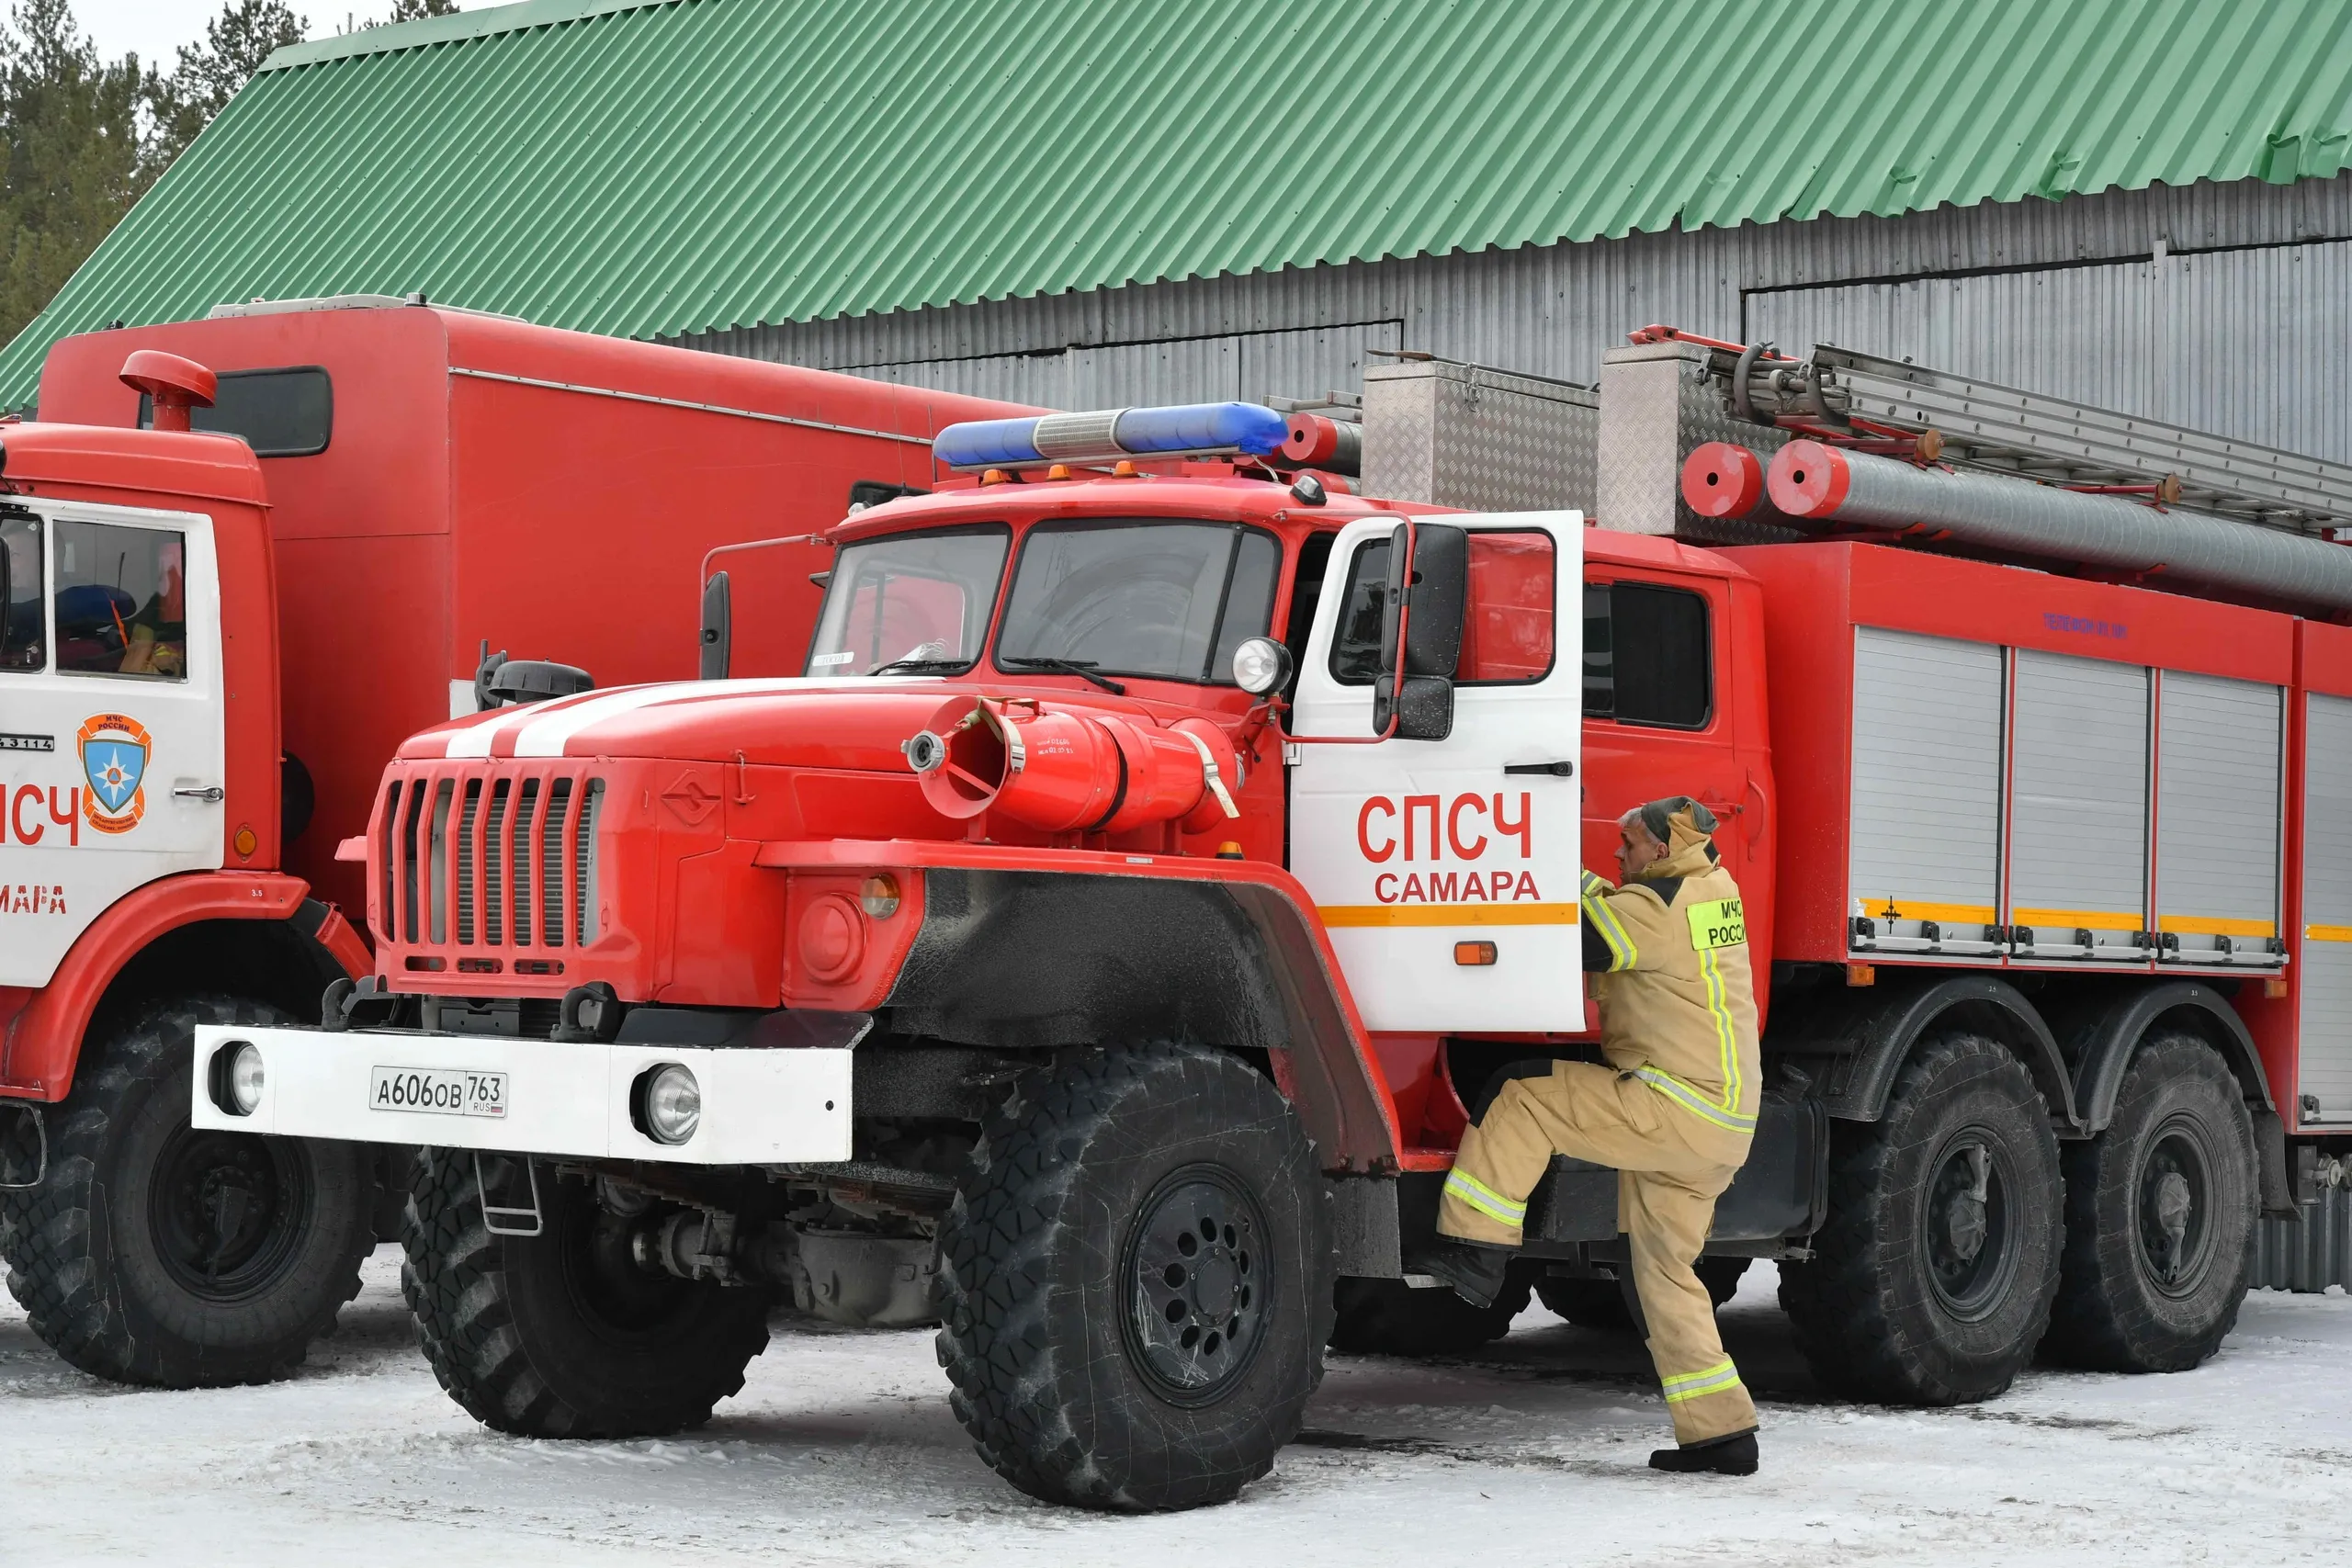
{"left": 980, "top": 468, "right": 1011, "bottom": 486}
{"left": 859, "top": 873, "right": 902, "bottom": 919}
{"left": 1453, "top": 941, "right": 1497, "bottom": 967}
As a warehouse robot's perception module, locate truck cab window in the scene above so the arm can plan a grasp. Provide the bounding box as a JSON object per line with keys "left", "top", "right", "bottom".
{"left": 139, "top": 366, "right": 332, "bottom": 457}
{"left": 1458, "top": 531, "right": 1555, "bottom": 682}
{"left": 807, "top": 525, "right": 1008, "bottom": 675}
{"left": 53, "top": 519, "right": 188, "bottom": 680}
{"left": 1584, "top": 580, "right": 1711, "bottom": 727}
{"left": 997, "top": 520, "right": 1279, "bottom": 684}
{"left": 1328, "top": 530, "right": 1558, "bottom": 686}
{"left": 0, "top": 512, "right": 40, "bottom": 671}
{"left": 1327, "top": 536, "right": 1391, "bottom": 683}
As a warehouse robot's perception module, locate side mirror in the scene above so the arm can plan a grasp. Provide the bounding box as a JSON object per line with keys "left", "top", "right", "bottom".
{"left": 1374, "top": 520, "right": 1465, "bottom": 740}
{"left": 699, "top": 570, "right": 731, "bottom": 680}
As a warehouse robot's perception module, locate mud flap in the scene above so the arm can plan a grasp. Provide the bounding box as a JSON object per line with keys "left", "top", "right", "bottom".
{"left": 0, "top": 1102, "right": 44, "bottom": 1190}
{"left": 2256, "top": 1107, "right": 2297, "bottom": 1219}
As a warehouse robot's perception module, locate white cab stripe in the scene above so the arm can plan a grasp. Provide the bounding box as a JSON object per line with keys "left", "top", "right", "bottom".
{"left": 505, "top": 678, "right": 933, "bottom": 758}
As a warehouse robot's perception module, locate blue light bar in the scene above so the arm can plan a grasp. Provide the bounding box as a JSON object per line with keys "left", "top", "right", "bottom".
{"left": 932, "top": 401, "right": 1291, "bottom": 470}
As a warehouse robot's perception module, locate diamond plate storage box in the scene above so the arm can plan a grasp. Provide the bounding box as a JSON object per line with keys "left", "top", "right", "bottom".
{"left": 1596, "top": 339, "right": 1799, "bottom": 545}
{"left": 1360, "top": 357, "right": 1597, "bottom": 513}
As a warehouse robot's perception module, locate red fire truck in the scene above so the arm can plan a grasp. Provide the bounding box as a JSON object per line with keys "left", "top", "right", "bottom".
{"left": 189, "top": 380, "right": 2332, "bottom": 1510}
{"left": 0, "top": 298, "right": 1018, "bottom": 1387}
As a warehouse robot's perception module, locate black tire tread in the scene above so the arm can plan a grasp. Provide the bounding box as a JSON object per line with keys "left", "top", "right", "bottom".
{"left": 400, "top": 1148, "right": 767, "bottom": 1438}
{"left": 0, "top": 995, "right": 368, "bottom": 1386}
{"left": 2044, "top": 1032, "right": 2256, "bottom": 1372}
{"left": 934, "top": 1043, "right": 1335, "bottom": 1511}
{"left": 1779, "top": 1032, "right": 2062, "bottom": 1405}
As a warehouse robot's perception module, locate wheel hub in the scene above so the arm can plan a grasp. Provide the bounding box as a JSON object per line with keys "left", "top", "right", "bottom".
{"left": 2137, "top": 1122, "right": 2214, "bottom": 1295}
{"left": 149, "top": 1127, "right": 310, "bottom": 1302}
{"left": 1920, "top": 1131, "right": 2018, "bottom": 1323}
{"left": 1121, "top": 1165, "right": 1271, "bottom": 1407}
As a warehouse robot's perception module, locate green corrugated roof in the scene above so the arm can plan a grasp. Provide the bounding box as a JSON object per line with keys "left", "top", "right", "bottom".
{"left": 6, "top": 0, "right": 2350, "bottom": 402}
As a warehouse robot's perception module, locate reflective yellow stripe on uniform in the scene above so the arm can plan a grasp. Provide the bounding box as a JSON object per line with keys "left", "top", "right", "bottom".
{"left": 1633, "top": 1067, "right": 1758, "bottom": 1134}
{"left": 1660, "top": 1359, "right": 1743, "bottom": 1403}
{"left": 1580, "top": 872, "right": 1638, "bottom": 972}
{"left": 1697, "top": 944, "right": 1744, "bottom": 1121}
{"left": 1442, "top": 1168, "right": 1527, "bottom": 1226}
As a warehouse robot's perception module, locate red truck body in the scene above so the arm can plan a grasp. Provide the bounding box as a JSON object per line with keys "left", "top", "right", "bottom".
{"left": 34, "top": 302, "right": 1024, "bottom": 936}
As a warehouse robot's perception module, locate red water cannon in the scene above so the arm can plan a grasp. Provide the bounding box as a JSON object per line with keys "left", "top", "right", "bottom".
{"left": 903, "top": 696, "right": 1241, "bottom": 836}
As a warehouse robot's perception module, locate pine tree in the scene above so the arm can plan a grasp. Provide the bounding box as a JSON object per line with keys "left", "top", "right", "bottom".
{"left": 0, "top": 0, "right": 146, "bottom": 341}
{"left": 145, "top": 1, "right": 308, "bottom": 170}
{"left": 387, "top": 0, "right": 460, "bottom": 18}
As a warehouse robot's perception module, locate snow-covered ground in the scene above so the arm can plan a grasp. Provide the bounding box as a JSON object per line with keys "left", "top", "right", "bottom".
{"left": 7, "top": 1247, "right": 2350, "bottom": 1565}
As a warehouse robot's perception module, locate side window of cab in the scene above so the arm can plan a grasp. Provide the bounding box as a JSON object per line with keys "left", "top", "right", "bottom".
{"left": 0, "top": 511, "right": 40, "bottom": 671}
{"left": 1328, "top": 527, "right": 1559, "bottom": 685}
{"left": 1583, "top": 579, "right": 1712, "bottom": 728}
{"left": 53, "top": 519, "right": 189, "bottom": 681}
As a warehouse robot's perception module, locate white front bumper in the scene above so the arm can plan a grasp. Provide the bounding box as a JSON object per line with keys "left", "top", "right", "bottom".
{"left": 190, "top": 1024, "right": 852, "bottom": 1165}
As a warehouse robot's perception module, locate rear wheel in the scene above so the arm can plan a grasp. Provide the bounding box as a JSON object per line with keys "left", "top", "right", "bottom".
{"left": 2043, "top": 1033, "right": 2256, "bottom": 1371}
{"left": 401, "top": 1149, "right": 769, "bottom": 1437}
{"left": 0, "top": 996, "right": 374, "bottom": 1386}
{"left": 1330, "top": 1272, "right": 1529, "bottom": 1356}
{"left": 936, "top": 1043, "right": 1334, "bottom": 1511}
{"left": 1780, "top": 1032, "right": 2063, "bottom": 1404}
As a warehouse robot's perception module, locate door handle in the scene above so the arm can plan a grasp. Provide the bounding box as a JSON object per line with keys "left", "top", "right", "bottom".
{"left": 173, "top": 785, "right": 225, "bottom": 803}
{"left": 1503, "top": 761, "right": 1574, "bottom": 776}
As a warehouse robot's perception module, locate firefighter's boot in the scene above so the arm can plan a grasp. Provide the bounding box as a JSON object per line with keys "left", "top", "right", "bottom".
{"left": 1648, "top": 1430, "right": 1758, "bottom": 1476}
{"left": 1404, "top": 1240, "right": 1512, "bottom": 1309}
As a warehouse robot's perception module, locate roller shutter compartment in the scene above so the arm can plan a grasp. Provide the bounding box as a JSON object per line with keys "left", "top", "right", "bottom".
{"left": 2300, "top": 693, "right": 2352, "bottom": 1122}
{"left": 2154, "top": 672, "right": 2283, "bottom": 967}
{"left": 1849, "top": 628, "right": 2004, "bottom": 956}
{"left": 2007, "top": 650, "right": 2150, "bottom": 961}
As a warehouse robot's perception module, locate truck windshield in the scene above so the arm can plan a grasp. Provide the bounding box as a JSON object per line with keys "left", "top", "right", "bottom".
{"left": 806, "top": 526, "right": 1008, "bottom": 676}
{"left": 996, "top": 519, "right": 1280, "bottom": 684}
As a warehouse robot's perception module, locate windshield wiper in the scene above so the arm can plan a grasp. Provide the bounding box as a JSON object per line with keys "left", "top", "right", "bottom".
{"left": 999, "top": 656, "right": 1126, "bottom": 695}
{"left": 866, "top": 656, "right": 969, "bottom": 677}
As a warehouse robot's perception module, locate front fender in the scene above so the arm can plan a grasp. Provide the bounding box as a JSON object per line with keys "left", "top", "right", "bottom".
{"left": 0, "top": 872, "right": 366, "bottom": 1100}
{"left": 755, "top": 840, "right": 1403, "bottom": 1172}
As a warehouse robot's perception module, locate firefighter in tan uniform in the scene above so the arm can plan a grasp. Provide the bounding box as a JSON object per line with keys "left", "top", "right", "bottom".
{"left": 1408, "top": 796, "right": 1762, "bottom": 1476}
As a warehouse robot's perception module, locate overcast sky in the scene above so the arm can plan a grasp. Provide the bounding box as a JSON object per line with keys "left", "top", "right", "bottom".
{"left": 76, "top": 1, "right": 432, "bottom": 67}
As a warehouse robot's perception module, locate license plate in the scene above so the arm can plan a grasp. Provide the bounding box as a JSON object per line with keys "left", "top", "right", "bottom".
{"left": 369, "top": 1066, "right": 509, "bottom": 1119}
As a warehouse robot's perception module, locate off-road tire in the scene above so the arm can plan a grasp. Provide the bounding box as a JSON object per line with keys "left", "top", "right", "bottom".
{"left": 1779, "top": 1032, "right": 2063, "bottom": 1404}
{"left": 2042, "top": 1033, "right": 2256, "bottom": 1372}
{"left": 935, "top": 1043, "right": 1335, "bottom": 1511}
{"left": 0, "top": 996, "right": 373, "bottom": 1386}
{"left": 1329, "top": 1272, "right": 1529, "bottom": 1356}
{"left": 1537, "top": 1256, "right": 1749, "bottom": 1332}
{"left": 401, "top": 1147, "right": 770, "bottom": 1438}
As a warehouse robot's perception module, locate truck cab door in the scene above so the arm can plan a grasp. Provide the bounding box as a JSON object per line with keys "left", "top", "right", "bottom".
{"left": 1287, "top": 512, "right": 1586, "bottom": 1032}
{"left": 0, "top": 502, "right": 226, "bottom": 987}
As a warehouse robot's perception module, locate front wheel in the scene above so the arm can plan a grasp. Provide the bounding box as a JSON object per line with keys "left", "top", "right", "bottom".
{"left": 0, "top": 996, "right": 376, "bottom": 1387}
{"left": 1779, "top": 1032, "right": 2063, "bottom": 1404}
{"left": 936, "top": 1043, "right": 1335, "bottom": 1511}
{"left": 401, "top": 1149, "right": 770, "bottom": 1437}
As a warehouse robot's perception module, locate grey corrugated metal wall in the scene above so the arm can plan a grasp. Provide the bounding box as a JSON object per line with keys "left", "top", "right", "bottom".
{"left": 674, "top": 174, "right": 2352, "bottom": 459}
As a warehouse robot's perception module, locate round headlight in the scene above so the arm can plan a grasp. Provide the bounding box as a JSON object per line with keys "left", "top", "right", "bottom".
{"left": 1230, "top": 636, "right": 1293, "bottom": 696}
{"left": 228, "top": 1043, "right": 265, "bottom": 1116}
{"left": 641, "top": 1064, "right": 701, "bottom": 1145}
{"left": 859, "top": 873, "right": 902, "bottom": 919}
